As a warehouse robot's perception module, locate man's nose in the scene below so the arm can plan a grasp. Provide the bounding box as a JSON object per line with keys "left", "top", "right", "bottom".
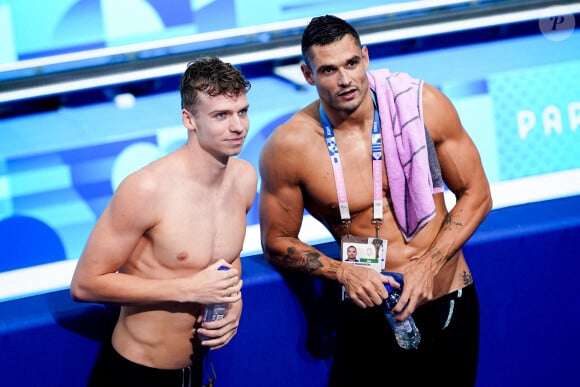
{"left": 230, "top": 115, "right": 247, "bottom": 133}
{"left": 337, "top": 69, "right": 351, "bottom": 86}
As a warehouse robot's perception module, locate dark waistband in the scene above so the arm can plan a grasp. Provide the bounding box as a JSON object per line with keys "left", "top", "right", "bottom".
{"left": 108, "top": 342, "right": 196, "bottom": 375}
{"left": 439, "top": 283, "right": 474, "bottom": 301}
{"left": 418, "top": 283, "right": 477, "bottom": 311}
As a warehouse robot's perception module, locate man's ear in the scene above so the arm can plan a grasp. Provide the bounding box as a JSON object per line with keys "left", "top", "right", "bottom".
{"left": 300, "top": 63, "right": 315, "bottom": 86}
{"left": 362, "top": 45, "right": 370, "bottom": 70}
{"left": 182, "top": 109, "right": 196, "bottom": 132}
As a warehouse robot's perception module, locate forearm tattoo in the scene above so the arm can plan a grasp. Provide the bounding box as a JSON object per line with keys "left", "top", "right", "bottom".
{"left": 430, "top": 246, "right": 452, "bottom": 263}
{"left": 430, "top": 212, "right": 464, "bottom": 263}
{"left": 270, "top": 246, "right": 323, "bottom": 274}
{"left": 442, "top": 212, "right": 463, "bottom": 231}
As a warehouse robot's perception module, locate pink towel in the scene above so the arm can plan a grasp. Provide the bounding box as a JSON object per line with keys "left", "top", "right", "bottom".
{"left": 367, "top": 69, "right": 440, "bottom": 241}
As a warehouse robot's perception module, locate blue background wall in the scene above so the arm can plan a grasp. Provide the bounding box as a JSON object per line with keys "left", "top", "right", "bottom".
{"left": 1, "top": 195, "right": 580, "bottom": 386}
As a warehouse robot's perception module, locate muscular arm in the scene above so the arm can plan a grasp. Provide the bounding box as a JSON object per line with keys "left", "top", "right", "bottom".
{"left": 258, "top": 128, "right": 334, "bottom": 276}
{"left": 394, "top": 83, "right": 492, "bottom": 317}
{"left": 423, "top": 83, "right": 492, "bottom": 269}
{"left": 259, "top": 120, "right": 394, "bottom": 307}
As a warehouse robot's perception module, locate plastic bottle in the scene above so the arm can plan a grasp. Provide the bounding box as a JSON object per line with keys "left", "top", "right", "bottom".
{"left": 199, "top": 266, "right": 229, "bottom": 340}
{"left": 382, "top": 273, "right": 421, "bottom": 350}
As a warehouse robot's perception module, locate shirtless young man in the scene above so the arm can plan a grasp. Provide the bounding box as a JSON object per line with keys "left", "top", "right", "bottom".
{"left": 70, "top": 56, "right": 257, "bottom": 387}
{"left": 259, "top": 15, "right": 492, "bottom": 386}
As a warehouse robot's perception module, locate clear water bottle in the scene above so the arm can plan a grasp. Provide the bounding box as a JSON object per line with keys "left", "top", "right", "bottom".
{"left": 199, "top": 266, "right": 229, "bottom": 340}
{"left": 382, "top": 272, "right": 421, "bottom": 350}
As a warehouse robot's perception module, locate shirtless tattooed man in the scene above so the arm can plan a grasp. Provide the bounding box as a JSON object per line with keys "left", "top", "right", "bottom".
{"left": 259, "top": 15, "right": 492, "bottom": 387}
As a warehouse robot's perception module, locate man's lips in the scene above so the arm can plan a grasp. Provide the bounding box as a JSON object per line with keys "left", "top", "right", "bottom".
{"left": 338, "top": 88, "right": 357, "bottom": 98}
{"left": 227, "top": 136, "right": 246, "bottom": 145}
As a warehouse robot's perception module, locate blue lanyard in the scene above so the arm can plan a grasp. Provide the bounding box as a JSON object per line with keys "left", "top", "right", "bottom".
{"left": 319, "top": 91, "right": 383, "bottom": 224}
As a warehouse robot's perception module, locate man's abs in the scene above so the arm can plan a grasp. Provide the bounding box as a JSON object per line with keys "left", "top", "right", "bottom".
{"left": 111, "top": 306, "right": 200, "bottom": 369}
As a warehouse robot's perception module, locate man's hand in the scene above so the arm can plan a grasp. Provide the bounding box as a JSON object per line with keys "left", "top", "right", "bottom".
{"left": 198, "top": 298, "right": 242, "bottom": 349}
{"left": 184, "top": 260, "right": 242, "bottom": 305}
{"left": 336, "top": 264, "right": 400, "bottom": 308}
{"left": 392, "top": 257, "right": 435, "bottom": 320}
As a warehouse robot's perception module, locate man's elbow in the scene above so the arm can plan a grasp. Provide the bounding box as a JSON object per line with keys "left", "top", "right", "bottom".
{"left": 485, "top": 193, "right": 493, "bottom": 214}
{"left": 456, "top": 184, "right": 492, "bottom": 220}
{"left": 69, "top": 279, "right": 92, "bottom": 303}
{"left": 262, "top": 250, "right": 279, "bottom": 266}
{"left": 479, "top": 186, "right": 493, "bottom": 218}
{"left": 262, "top": 248, "right": 287, "bottom": 271}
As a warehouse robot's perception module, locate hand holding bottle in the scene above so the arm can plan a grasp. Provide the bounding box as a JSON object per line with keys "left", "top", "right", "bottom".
{"left": 382, "top": 272, "right": 421, "bottom": 350}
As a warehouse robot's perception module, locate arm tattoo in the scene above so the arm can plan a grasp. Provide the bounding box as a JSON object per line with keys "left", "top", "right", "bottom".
{"left": 430, "top": 212, "right": 464, "bottom": 264}
{"left": 442, "top": 212, "right": 463, "bottom": 231}
{"left": 270, "top": 246, "right": 323, "bottom": 274}
{"left": 430, "top": 246, "right": 452, "bottom": 263}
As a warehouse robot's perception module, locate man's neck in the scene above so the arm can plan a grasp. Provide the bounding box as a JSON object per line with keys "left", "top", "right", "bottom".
{"left": 180, "top": 142, "right": 230, "bottom": 186}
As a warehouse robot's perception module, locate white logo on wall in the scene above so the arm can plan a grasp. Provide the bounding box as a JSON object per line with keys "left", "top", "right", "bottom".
{"left": 538, "top": 7, "right": 576, "bottom": 42}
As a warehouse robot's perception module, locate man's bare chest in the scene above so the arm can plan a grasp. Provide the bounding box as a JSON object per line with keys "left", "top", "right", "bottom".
{"left": 142, "top": 197, "right": 247, "bottom": 269}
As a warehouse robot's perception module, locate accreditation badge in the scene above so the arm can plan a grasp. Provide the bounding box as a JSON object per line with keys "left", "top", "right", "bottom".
{"left": 340, "top": 235, "right": 388, "bottom": 300}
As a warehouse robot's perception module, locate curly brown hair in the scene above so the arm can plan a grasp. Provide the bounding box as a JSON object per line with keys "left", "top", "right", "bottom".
{"left": 180, "top": 56, "right": 251, "bottom": 113}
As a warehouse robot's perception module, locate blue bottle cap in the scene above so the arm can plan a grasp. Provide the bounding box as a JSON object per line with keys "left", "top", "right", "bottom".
{"left": 381, "top": 271, "right": 404, "bottom": 289}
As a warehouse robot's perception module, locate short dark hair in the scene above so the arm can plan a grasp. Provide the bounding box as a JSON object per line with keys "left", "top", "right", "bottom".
{"left": 180, "top": 56, "right": 251, "bottom": 113}
{"left": 301, "top": 15, "right": 361, "bottom": 67}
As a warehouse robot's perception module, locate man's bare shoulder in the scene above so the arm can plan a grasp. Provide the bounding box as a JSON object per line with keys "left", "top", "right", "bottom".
{"left": 113, "top": 152, "right": 178, "bottom": 203}
{"left": 118, "top": 163, "right": 159, "bottom": 194}
{"left": 421, "top": 82, "right": 463, "bottom": 142}
{"left": 259, "top": 101, "right": 326, "bottom": 186}
{"left": 230, "top": 157, "right": 258, "bottom": 186}
{"left": 263, "top": 101, "right": 321, "bottom": 150}
{"left": 231, "top": 156, "right": 255, "bottom": 171}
